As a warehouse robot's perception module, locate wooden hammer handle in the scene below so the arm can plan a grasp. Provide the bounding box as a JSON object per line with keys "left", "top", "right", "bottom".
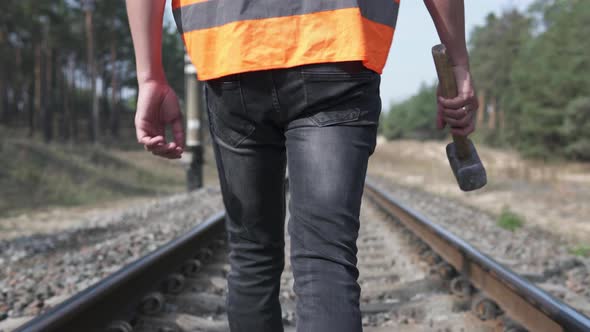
{"left": 432, "top": 44, "right": 471, "bottom": 160}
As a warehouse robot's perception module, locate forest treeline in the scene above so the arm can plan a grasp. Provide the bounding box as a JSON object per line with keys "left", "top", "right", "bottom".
{"left": 0, "top": 1, "right": 185, "bottom": 143}
{"left": 380, "top": 0, "right": 590, "bottom": 161}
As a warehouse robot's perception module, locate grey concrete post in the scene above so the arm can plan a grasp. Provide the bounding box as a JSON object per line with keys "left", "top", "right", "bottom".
{"left": 184, "top": 55, "right": 203, "bottom": 191}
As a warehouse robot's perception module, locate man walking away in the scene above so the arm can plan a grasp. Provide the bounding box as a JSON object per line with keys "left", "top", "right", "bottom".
{"left": 125, "top": 1, "right": 478, "bottom": 331}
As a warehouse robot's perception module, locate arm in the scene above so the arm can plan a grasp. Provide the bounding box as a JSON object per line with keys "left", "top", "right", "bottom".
{"left": 424, "top": 0, "right": 478, "bottom": 136}
{"left": 126, "top": 0, "right": 184, "bottom": 158}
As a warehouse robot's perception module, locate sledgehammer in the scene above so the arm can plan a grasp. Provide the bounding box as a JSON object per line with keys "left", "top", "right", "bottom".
{"left": 432, "top": 44, "right": 487, "bottom": 191}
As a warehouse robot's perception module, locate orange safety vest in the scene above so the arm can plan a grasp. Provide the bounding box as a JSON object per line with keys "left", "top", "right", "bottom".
{"left": 172, "top": 0, "right": 401, "bottom": 81}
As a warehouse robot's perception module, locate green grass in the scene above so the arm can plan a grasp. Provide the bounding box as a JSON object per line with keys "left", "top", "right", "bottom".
{"left": 497, "top": 207, "right": 525, "bottom": 232}
{"left": 0, "top": 136, "right": 186, "bottom": 217}
{"left": 569, "top": 245, "right": 590, "bottom": 257}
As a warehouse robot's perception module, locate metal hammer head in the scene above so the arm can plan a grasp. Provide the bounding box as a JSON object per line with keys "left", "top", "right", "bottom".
{"left": 446, "top": 139, "right": 487, "bottom": 191}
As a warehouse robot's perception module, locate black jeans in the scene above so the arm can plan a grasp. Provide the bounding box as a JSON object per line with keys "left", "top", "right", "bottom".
{"left": 204, "top": 61, "right": 381, "bottom": 332}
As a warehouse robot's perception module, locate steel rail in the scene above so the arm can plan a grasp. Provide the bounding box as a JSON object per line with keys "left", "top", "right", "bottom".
{"left": 14, "top": 211, "right": 226, "bottom": 332}
{"left": 364, "top": 179, "right": 590, "bottom": 332}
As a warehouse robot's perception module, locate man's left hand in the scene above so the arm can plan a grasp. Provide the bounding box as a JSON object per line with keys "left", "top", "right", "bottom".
{"left": 436, "top": 64, "right": 479, "bottom": 137}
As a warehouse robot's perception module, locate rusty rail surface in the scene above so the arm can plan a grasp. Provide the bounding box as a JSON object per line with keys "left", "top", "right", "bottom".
{"left": 364, "top": 179, "right": 590, "bottom": 332}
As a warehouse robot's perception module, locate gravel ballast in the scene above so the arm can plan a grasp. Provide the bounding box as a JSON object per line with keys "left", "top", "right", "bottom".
{"left": 0, "top": 187, "right": 223, "bottom": 330}
{"left": 2, "top": 175, "right": 589, "bottom": 331}
{"left": 368, "top": 174, "right": 590, "bottom": 317}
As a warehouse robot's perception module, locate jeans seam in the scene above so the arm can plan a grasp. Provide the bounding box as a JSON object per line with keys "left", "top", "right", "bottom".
{"left": 270, "top": 71, "right": 282, "bottom": 113}
{"left": 300, "top": 68, "right": 309, "bottom": 110}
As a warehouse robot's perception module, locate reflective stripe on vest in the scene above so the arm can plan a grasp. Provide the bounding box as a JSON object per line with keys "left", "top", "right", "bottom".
{"left": 173, "top": 0, "right": 400, "bottom": 80}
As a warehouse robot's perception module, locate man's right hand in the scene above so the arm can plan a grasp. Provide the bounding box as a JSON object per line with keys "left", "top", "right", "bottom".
{"left": 125, "top": 0, "right": 182, "bottom": 158}
{"left": 135, "top": 80, "right": 185, "bottom": 159}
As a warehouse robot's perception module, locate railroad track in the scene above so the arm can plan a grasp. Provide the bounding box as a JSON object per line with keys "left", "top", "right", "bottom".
{"left": 11, "top": 180, "right": 590, "bottom": 332}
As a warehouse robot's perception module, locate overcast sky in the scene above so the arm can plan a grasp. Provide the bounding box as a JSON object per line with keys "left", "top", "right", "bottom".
{"left": 164, "top": 0, "right": 536, "bottom": 109}
{"left": 381, "top": 0, "right": 535, "bottom": 108}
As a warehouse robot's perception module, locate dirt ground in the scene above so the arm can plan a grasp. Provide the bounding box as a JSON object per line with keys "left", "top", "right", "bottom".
{"left": 368, "top": 138, "right": 590, "bottom": 245}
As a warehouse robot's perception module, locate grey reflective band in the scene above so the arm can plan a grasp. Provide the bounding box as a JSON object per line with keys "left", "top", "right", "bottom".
{"left": 359, "top": 0, "right": 399, "bottom": 28}
{"left": 174, "top": 0, "right": 399, "bottom": 34}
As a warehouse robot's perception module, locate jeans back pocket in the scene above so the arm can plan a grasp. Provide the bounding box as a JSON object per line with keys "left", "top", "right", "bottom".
{"left": 205, "top": 78, "right": 255, "bottom": 147}
{"left": 301, "top": 62, "right": 378, "bottom": 109}
{"left": 300, "top": 62, "right": 381, "bottom": 127}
